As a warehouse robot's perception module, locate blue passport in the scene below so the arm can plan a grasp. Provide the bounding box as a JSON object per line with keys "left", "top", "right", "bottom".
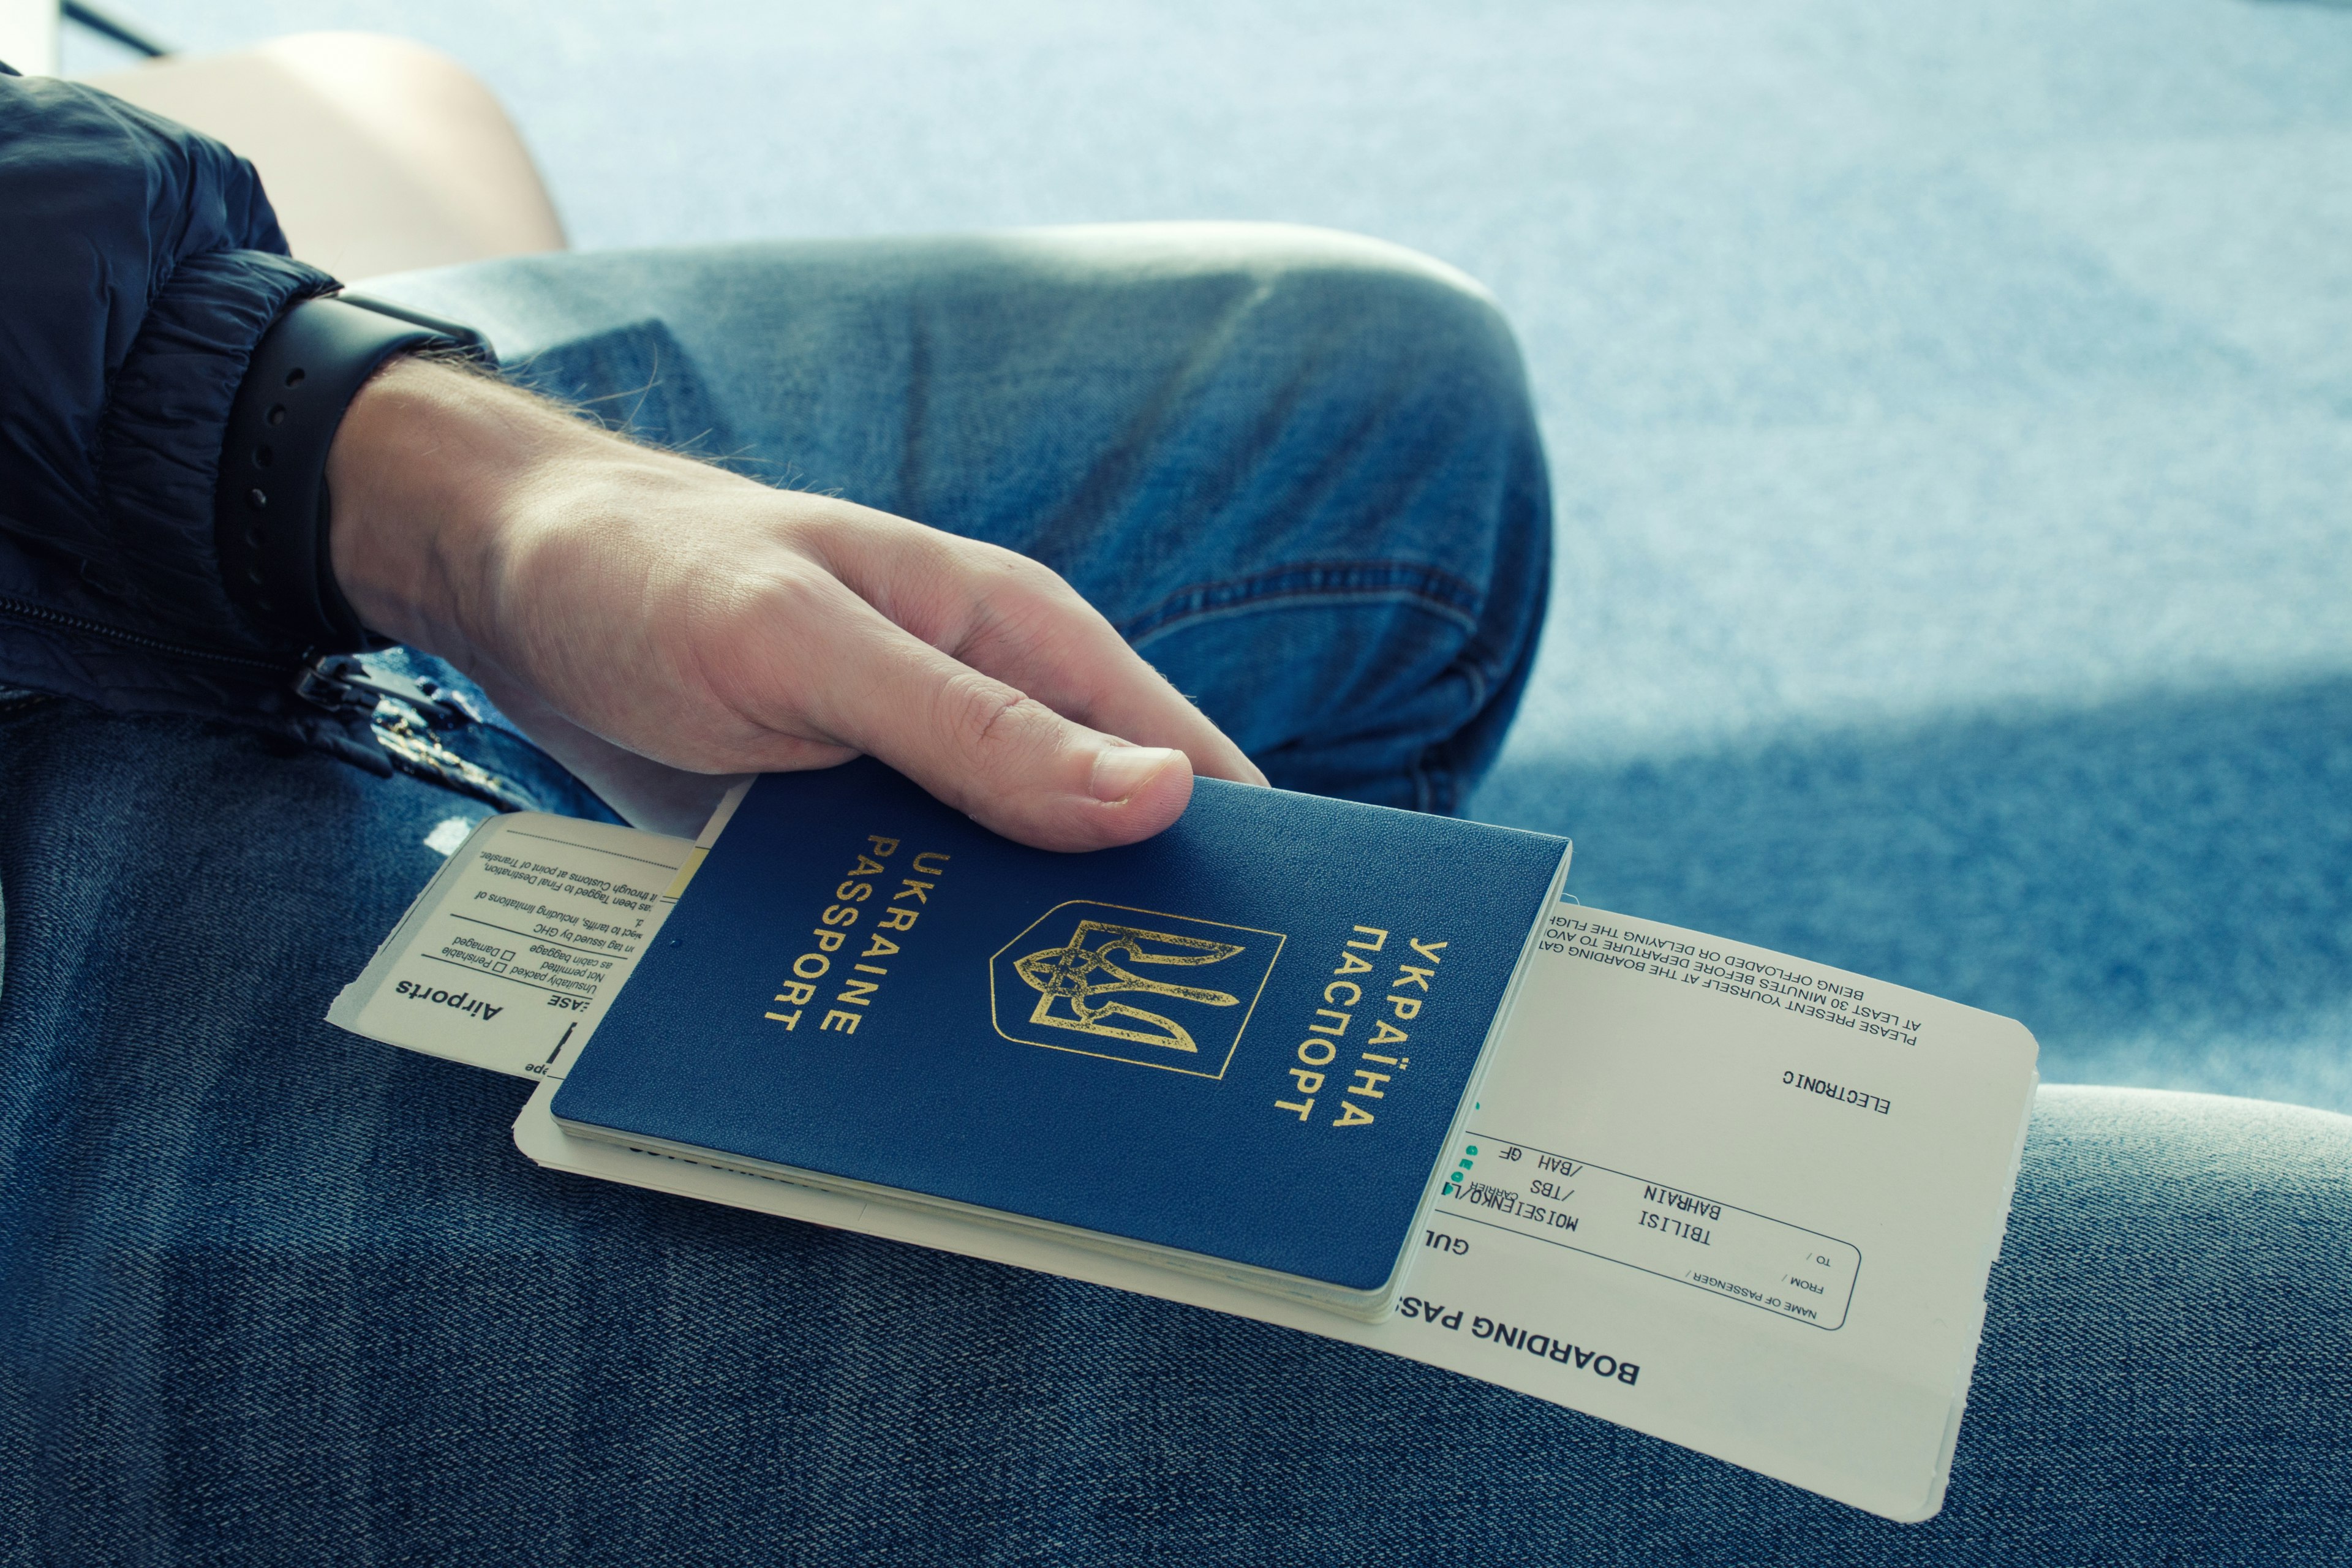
{"left": 552, "top": 759, "right": 1570, "bottom": 1316}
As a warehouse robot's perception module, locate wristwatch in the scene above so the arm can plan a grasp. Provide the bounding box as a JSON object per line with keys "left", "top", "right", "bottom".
{"left": 216, "top": 292, "right": 496, "bottom": 651}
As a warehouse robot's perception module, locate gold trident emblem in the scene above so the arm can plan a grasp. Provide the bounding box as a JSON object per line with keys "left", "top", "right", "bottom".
{"left": 1014, "top": 920, "right": 1245, "bottom": 1054}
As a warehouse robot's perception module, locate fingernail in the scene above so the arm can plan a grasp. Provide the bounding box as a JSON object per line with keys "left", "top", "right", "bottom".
{"left": 1088, "top": 745, "right": 1181, "bottom": 804}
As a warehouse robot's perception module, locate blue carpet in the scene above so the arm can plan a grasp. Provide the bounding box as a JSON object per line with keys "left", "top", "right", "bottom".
{"left": 75, "top": 2, "right": 2352, "bottom": 1110}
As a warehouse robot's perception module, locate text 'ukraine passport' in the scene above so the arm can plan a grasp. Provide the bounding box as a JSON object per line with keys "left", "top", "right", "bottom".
{"left": 548, "top": 759, "right": 1572, "bottom": 1317}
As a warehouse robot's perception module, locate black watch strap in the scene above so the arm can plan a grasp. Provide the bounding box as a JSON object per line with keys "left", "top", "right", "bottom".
{"left": 216, "top": 292, "right": 496, "bottom": 651}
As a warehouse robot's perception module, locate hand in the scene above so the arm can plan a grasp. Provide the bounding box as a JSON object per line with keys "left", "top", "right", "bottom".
{"left": 325, "top": 358, "right": 1265, "bottom": 845}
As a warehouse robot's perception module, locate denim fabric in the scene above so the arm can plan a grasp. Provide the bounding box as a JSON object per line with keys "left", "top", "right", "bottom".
{"left": 371, "top": 225, "right": 1553, "bottom": 813}
{"left": 2, "top": 233, "right": 2346, "bottom": 1564}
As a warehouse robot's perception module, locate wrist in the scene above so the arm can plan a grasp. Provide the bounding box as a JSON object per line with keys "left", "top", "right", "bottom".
{"left": 218, "top": 293, "right": 491, "bottom": 650}
{"left": 325, "top": 356, "right": 597, "bottom": 664}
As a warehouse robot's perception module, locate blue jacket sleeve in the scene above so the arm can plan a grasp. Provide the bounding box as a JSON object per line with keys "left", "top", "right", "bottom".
{"left": 0, "top": 66, "right": 344, "bottom": 714}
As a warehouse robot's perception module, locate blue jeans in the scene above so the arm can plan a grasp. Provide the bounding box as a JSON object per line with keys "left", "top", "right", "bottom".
{"left": 1, "top": 228, "right": 2344, "bottom": 1566}
{"left": 378, "top": 224, "right": 1553, "bottom": 815}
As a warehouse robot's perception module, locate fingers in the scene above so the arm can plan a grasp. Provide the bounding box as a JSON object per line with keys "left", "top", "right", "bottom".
{"left": 502, "top": 486, "right": 1263, "bottom": 851}
{"left": 965, "top": 582, "right": 1268, "bottom": 790}
{"left": 816, "top": 517, "right": 1268, "bottom": 790}
{"left": 805, "top": 611, "right": 1202, "bottom": 852}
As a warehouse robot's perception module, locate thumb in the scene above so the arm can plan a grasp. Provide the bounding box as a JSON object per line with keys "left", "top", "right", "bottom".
{"left": 820, "top": 619, "right": 1197, "bottom": 851}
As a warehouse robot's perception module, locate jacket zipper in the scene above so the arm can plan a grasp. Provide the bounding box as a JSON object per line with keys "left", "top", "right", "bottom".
{"left": 0, "top": 590, "right": 300, "bottom": 674}
{"left": 0, "top": 592, "right": 473, "bottom": 727}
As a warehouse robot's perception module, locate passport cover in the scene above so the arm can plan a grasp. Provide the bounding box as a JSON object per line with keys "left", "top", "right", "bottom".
{"left": 551, "top": 758, "right": 1569, "bottom": 1294}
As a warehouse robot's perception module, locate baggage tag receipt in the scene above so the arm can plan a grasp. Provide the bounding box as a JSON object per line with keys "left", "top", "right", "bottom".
{"left": 330, "top": 813, "right": 701, "bottom": 1080}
